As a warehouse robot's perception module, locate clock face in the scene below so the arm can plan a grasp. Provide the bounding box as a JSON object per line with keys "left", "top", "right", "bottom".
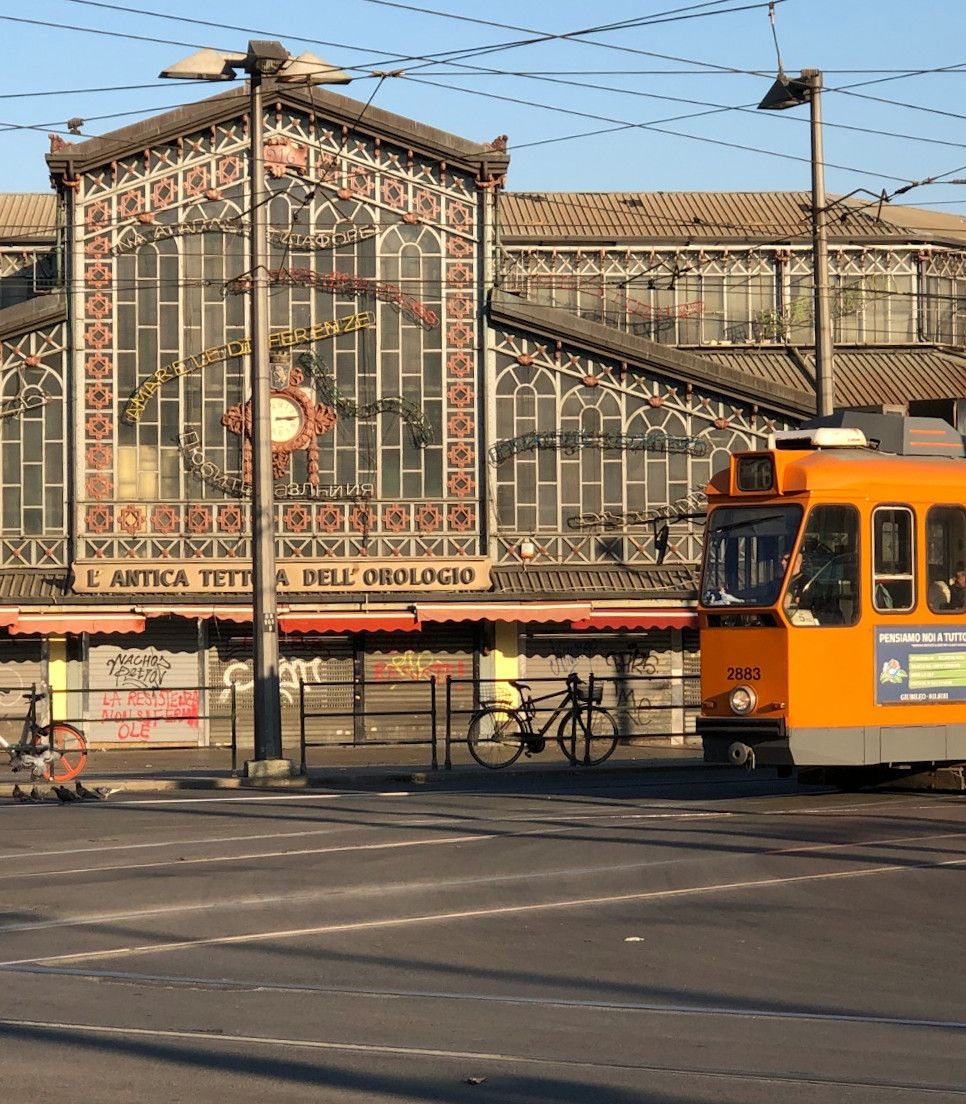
{"left": 269, "top": 393, "right": 304, "bottom": 444}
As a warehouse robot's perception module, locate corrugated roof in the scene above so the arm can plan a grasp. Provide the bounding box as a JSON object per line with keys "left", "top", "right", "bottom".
{"left": 0, "top": 570, "right": 70, "bottom": 601}
{"left": 499, "top": 192, "right": 966, "bottom": 247}
{"left": 0, "top": 194, "right": 57, "bottom": 244}
{"left": 697, "top": 345, "right": 966, "bottom": 408}
{"left": 492, "top": 565, "right": 698, "bottom": 599}
{"left": 689, "top": 346, "right": 813, "bottom": 393}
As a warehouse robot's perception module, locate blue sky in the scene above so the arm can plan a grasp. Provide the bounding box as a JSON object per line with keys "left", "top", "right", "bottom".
{"left": 2, "top": 0, "right": 965, "bottom": 217}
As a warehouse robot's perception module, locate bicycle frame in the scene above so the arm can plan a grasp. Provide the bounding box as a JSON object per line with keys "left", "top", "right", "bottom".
{"left": 514, "top": 681, "right": 584, "bottom": 743}
{"left": 1, "top": 687, "right": 59, "bottom": 778}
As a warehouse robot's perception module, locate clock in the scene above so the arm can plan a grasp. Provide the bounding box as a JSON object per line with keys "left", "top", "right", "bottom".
{"left": 269, "top": 393, "right": 304, "bottom": 444}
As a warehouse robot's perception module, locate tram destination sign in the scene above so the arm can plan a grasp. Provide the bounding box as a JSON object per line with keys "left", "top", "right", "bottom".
{"left": 73, "top": 558, "right": 492, "bottom": 595}
{"left": 875, "top": 624, "right": 966, "bottom": 704}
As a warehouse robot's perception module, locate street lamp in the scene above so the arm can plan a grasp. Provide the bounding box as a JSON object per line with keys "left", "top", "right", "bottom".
{"left": 162, "top": 42, "right": 351, "bottom": 771}
{"left": 758, "top": 69, "right": 835, "bottom": 418}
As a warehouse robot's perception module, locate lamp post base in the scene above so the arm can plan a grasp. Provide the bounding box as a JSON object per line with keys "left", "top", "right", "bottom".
{"left": 243, "top": 758, "right": 296, "bottom": 779}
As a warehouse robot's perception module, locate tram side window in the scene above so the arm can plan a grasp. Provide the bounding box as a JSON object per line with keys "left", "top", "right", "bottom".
{"left": 873, "top": 507, "right": 915, "bottom": 612}
{"left": 926, "top": 506, "right": 966, "bottom": 612}
{"left": 784, "top": 504, "right": 859, "bottom": 627}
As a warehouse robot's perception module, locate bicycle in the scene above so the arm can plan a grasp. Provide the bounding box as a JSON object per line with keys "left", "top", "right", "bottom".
{"left": 1, "top": 688, "right": 88, "bottom": 782}
{"left": 466, "top": 674, "right": 619, "bottom": 769}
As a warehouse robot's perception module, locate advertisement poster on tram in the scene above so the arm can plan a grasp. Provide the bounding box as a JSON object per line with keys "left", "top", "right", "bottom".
{"left": 874, "top": 626, "right": 966, "bottom": 704}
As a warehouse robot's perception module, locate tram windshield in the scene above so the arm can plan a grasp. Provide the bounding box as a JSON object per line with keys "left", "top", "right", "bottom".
{"left": 701, "top": 505, "right": 803, "bottom": 607}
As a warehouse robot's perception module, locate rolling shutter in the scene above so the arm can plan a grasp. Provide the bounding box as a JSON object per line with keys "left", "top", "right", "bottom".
{"left": 362, "top": 628, "right": 477, "bottom": 743}
{"left": 207, "top": 629, "right": 354, "bottom": 750}
{"left": 85, "top": 626, "right": 202, "bottom": 746}
{"left": 0, "top": 636, "right": 44, "bottom": 741}
{"left": 523, "top": 629, "right": 676, "bottom": 740}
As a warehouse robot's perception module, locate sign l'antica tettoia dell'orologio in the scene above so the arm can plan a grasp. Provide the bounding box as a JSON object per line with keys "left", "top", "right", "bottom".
{"left": 72, "top": 559, "right": 493, "bottom": 595}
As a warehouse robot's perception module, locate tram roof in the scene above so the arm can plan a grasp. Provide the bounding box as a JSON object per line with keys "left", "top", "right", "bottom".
{"left": 750, "top": 445, "right": 966, "bottom": 498}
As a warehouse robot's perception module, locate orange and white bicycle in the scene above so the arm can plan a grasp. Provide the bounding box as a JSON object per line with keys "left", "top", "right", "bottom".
{"left": 1, "top": 689, "right": 88, "bottom": 782}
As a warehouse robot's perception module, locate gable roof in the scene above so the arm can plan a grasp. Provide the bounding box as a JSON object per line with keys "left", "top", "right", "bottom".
{"left": 0, "top": 292, "right": 66, "bottom": 339}
{"left": 490, "top": 290, "right": 966, "bottom": 414}
{"left": 47, "top": 83, "right": 509, "bottom": 183}
{"left": 490, "top": 289, "right": 815, "bottom": 417}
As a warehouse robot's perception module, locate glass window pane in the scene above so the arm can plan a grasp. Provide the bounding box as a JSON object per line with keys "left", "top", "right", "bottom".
{"left": 873, "top": 506, "right": 915, "bottom": 611}
{"left": 926, "top": 506, "right": 966, "bottom": 612}
{"left": 785, "top": 505, "right": 860, "bottom": 627}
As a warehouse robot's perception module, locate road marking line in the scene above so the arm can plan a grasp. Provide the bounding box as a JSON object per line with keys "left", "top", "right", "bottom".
{"left": 4, "top": 855, "right": 964, "bottom": 968}
{"left": 4, "top": 829, "right": 963, "bottom": 934}
{"left": 0, "top": 831, "right": 494, "bottom": 884}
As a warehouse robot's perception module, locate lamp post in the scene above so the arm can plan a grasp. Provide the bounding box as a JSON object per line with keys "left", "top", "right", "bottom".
{"left": 758, "top": 68, "right": 835, "bottom": 418}
{"left": 161, "top": 42, "right": 351, "bottom": 768}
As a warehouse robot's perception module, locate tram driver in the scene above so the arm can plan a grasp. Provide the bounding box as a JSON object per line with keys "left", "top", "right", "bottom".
{"left": 782, "top": 539, "right": 856, "bottom": 625}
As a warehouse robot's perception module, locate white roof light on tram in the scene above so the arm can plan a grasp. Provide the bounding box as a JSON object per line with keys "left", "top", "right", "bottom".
{"left": 767, "top": 427, "right": 869, "bottom": 450}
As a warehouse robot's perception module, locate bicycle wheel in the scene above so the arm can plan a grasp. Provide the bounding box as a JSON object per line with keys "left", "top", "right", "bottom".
{"left": 556, "top": 706, "right": 619, "bottom": 766}
{"left": 33, "top": 722, "right": 88, "bottom": 782}
{"left": 467, "top": 707, "right": 526, "bottom": 769}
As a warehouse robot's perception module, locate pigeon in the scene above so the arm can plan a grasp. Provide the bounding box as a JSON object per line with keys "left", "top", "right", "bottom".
{"left": 52, "top": 785, "right": 80, "bottom": 804}
{"left": 75, "top": 781, "right": 109, "bottom": 801}
{"left": 12, "top": 783, "right": 29, "bottom": 803}
{"left": 29, "top": 786, "right": 47, "bottom": 803}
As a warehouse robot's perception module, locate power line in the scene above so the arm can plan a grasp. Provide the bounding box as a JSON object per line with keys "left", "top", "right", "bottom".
{"left": 400, "top": 72, "right": 912, "bottom": 187}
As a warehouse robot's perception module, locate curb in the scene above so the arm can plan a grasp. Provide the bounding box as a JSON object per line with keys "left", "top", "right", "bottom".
{"left": 7, "top": 758, "right": 730, "bottom": 796}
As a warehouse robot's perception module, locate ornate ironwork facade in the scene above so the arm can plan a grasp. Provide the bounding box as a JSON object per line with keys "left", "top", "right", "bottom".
{"left": 500, "top": 245, "right": 959, "bottom": 346}
{"left": 70, "top": 96, "right": 488, "bottom": 563}
{"left": 488, "top": 322, "right": 796, "bottom": 565}
{"left": 0, "top": 320, "right": 67, "bottom": 566}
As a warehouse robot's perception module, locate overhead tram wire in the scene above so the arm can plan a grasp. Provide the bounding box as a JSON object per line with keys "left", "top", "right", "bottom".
{"left": 7, "top": 12, "right": 964, "bottom": 225}
{"left": 49, "top": 0, "right": 833, "bottom": 105}
{"left": 377, "top": 56, "right": 966, "bottom": 157}
{"left": 355, "top": 0, "right": 753, "bottom": 34}
{"left": 46, "top": 0, "right": 966, "bottom": 96}
{"left": 7, "top": 61, "right": 965, "bottom": 169}
{"left": 398, "top": 72, "right": 913, "bottom": 188}
{"left": 20, "top": 4, "right": 966, "bottom": 156}
{"left": 53, "top": 0, "right": 764, "bottom": 80}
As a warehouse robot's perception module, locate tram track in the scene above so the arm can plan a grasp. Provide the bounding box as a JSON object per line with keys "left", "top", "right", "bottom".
{"left": 0, "top": 1015, "right": 963, "bottom": 1099}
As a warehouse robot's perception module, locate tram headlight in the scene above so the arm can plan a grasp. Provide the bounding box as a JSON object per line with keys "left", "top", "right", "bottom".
{"left": 729, "top": 685, "right": 758, "bottom": 715}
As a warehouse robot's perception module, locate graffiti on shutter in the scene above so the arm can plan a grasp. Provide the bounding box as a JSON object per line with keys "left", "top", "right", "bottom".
{"left": 86, "top": 629, "right": 201, "bottom": 744}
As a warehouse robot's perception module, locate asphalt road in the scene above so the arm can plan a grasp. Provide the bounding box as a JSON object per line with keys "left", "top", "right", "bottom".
{"left": 0, "top": 772, "right": 964, "bottom": 1103}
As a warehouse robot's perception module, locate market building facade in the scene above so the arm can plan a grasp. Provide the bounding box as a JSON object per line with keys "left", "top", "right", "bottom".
{"left": 1, "top": 81, "right": 966, "bottom": 747}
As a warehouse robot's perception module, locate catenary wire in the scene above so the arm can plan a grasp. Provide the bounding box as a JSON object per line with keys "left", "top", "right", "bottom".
{"left": 3, "top": 6, "right": 962, "bottom": 205}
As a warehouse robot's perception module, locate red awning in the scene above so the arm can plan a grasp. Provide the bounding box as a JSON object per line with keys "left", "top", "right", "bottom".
{"left": 570, "top": 609, "right": 697, "bottom": 631}
{"left": 0, "top": 607, "right": 19, "bottom": 628}
{"left": 417, "top": 602, "right": 591, "bottom": 624}
{"left": 139, "top": 606, "right": 253, "bottom": 623}
{"left": 278, "top": 611, "right": 418, "bottom": 634}
{"left": 8, "top": 613, "right": 146, "bottom": 636}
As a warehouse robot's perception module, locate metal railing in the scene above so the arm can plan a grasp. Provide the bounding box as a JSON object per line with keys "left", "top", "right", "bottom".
{"left": 1, "top": 671, "right": 698, "bottom": 776}
{"left": 298, "top": 676, "right": 439, "bottom": 775}
{"left": 442, "top": 673, "right": 700, "bottom": 770}
{"left": 37, "top": 683, "right": 240, "bottom": 774}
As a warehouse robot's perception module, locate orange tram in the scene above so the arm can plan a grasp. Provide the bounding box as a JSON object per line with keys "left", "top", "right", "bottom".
{"left": 697, "top": 411, "right": 966, "bottom": 785}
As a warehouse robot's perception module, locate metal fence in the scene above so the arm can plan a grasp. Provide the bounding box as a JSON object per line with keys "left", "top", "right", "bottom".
{"left": 299, "top": 677, "right": 439, "bottom": 774}
{"left": 24, "top": 684, "right": 239, "bottom": 773}
{"left": 296, "top": 672, "right": 700, "bottom": 774}
{"left": 2, "top": 672, "right": 699, "bottom": 775}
